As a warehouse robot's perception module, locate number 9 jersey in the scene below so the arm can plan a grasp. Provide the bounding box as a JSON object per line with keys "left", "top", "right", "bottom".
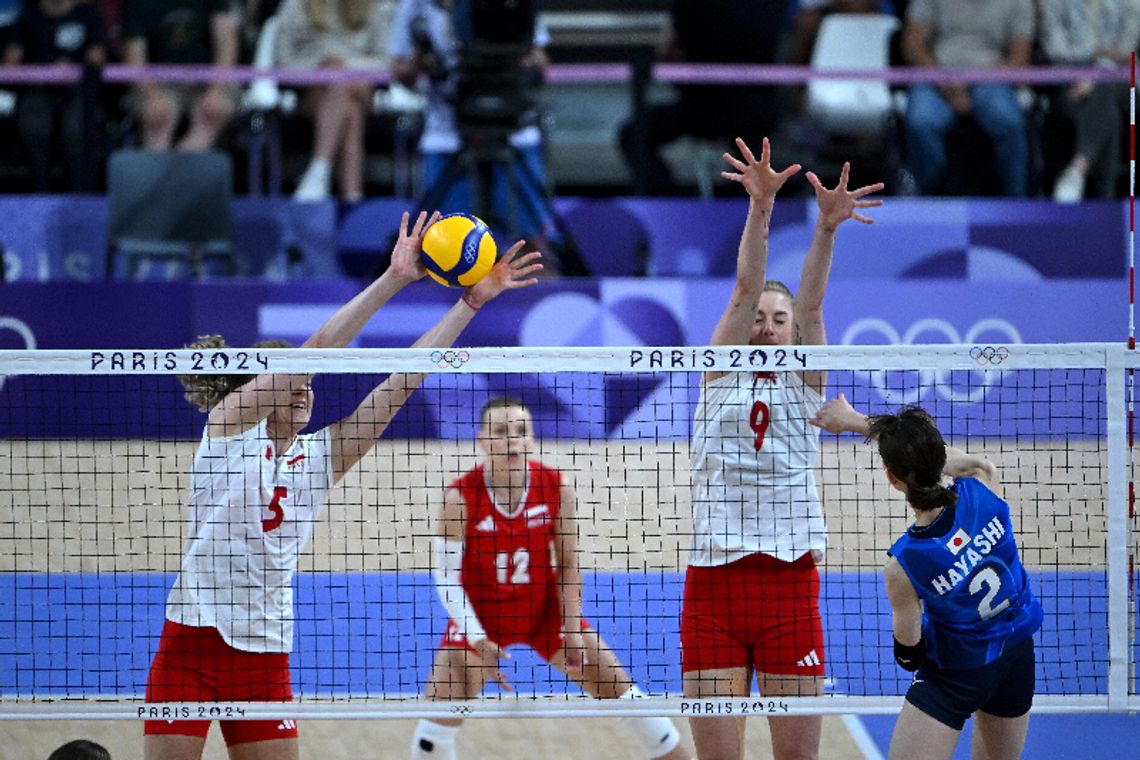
{"left": 888, "top": 477, "right": 1044, "bottom": 670}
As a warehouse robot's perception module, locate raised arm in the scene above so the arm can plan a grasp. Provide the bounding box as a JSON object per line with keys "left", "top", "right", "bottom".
{"left": 554, "top": 482, "right": 586, "bottom": 670}
{"left": 798, "top": 164, "right": 883, "bottom": 394}
{"left": 206, "top": 211, "right": 437, "bottom": 437}
{"left": 327, "top": 243, "right": 543, "bottom": 480}
{"left": 705, "top": 137, "right": 800, "bottom": 383}
{"left": 943, "top": 446, "right": 999, "bottom": 492}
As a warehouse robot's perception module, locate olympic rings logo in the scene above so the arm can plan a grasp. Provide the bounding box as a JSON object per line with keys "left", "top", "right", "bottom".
{"left": 0, "top": 316, "right": 37, "bottom": 393}
{"left": 969, "top": 345, "right": 1010, "bottom": 365}
{"left": 431, "top": 349, "right": 470, "bottom": 369}
{"left": 840, "top": 317, "right": 1022, "bottom": 404}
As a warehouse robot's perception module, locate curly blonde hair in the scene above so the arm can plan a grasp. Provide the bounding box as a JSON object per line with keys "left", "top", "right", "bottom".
{"left": 302, "top": 0, "right": 372, "bottom": 31}
{"left": 179, "top": 335, "right": 292, "bottom": 412}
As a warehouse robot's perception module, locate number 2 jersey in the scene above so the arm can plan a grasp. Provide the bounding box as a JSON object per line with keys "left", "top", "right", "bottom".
{"left": 165, "top": 419, "right": 334, "bottom": 653}
{"left": 454, "top": 461, "right": 562, "bottom": 639}
{"left": 888, "top": 477, "right": 1044, "bottom": 670}
{"left": 689, "top": 371, "right": 827, "bottom": 566}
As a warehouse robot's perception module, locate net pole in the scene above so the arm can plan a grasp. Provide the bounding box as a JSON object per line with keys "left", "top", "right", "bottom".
{"left": 1129, "top": 49, "right": 1136, "bottom": 697}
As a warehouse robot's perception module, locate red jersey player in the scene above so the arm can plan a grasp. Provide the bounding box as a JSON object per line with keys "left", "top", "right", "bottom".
{"left": 410, "top": 397, "right": 693, "bottom": 760}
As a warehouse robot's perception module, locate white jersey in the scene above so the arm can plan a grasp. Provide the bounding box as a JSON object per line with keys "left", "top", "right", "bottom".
{"left": 689, "top": 371, "right": 827, "bottom": 566}
{"left": 165, "top": 419, "right": 334, "bottom": 653}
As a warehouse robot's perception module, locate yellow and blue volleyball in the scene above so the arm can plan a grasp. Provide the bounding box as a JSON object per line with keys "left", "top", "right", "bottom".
{"left": 420, "top": 213, "right": 498, "bottom": 288}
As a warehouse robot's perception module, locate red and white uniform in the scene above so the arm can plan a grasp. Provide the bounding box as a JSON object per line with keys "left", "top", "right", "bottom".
{"left": 682, "top": 371, "right": 827, "bottom": 676}
{"left": 689, "top": 371, "right": 827, "bottom": 565}
{"left": 165, "top": 419, "right": 334, "bottom": 652}
{"left": 443, "top": 461, "right": 568, "bottom": 658}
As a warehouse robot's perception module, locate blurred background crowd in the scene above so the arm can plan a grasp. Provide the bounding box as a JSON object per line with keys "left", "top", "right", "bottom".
{"left": 0, "top": 0, "right": 1133, "bottom": 207}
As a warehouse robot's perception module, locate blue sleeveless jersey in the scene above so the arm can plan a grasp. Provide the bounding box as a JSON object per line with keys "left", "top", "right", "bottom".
{"left": 888, "top": 477, "right": 1043, "bottom": 670}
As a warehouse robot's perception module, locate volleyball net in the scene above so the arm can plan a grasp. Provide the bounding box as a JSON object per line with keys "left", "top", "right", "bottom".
{"left": 0, "top": 343, "right": 1133, "bottom": 719}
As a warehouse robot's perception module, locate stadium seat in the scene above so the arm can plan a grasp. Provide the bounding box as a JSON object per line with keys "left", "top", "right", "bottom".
{"left": 105, "top": 149, "right": 236, "bottom": 280}
{"left": 806, "top": 13, "right": 899, "bottom": 136}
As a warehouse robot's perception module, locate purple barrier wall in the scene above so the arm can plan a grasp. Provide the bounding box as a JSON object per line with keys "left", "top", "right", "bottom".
{"left": 0, "top": 197, "right": 1126, "bottom": 282}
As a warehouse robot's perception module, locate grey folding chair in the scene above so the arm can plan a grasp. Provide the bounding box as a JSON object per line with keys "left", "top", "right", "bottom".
{"left": 105, "top": 149, "right": 236, "bottom": 280}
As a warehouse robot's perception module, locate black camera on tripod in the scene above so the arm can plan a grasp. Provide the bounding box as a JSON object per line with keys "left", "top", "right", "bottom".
{"left": 450, "top": 0, "right": 540, "bottom": 141}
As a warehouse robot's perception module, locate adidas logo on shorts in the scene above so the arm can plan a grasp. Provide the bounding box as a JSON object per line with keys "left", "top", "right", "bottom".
{"left": 795, "top": 649, "right": 821, "bottom": 668}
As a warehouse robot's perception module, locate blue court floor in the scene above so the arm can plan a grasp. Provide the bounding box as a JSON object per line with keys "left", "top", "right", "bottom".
{"left": 2, "top": 571, "right": 1137, "bottom": 758}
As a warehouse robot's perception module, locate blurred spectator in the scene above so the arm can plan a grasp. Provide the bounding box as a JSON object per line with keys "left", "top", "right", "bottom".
{"left": 239, "top": 0, "right": 282, "bottom": 61}
{"left": 618, "top": 0, "right": 788, "bottom": 196}
{"left": 388, "top": 0, "right": 557, "bottom": 244}
{"left": 90, "top": 0, "right": 121, "bottom": 59}
{"left": 0, "top": 0, "right": 20, "bottom": 51}
{"left": 48, "top": 740, "right": 111, "bottom": 760}
{"left": 901, "top": 0, "right": 1034, "bottom": 196}
{"left": 276, "top": 0, "right": 396, "bottom": 202}
{"left": 1040, "top": 0, "right": 1139, "bottom": 202}
{"left": 122, "top": 0, "right": 239, "bottom": 151}
{"left": 789, "top": 0, "right": 894, "bottom": 65}
{"left": 2, "top": 0, "right": 106, "bottom": 191}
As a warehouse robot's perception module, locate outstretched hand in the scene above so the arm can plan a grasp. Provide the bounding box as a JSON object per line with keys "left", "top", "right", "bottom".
{"left": 464, "top": 241, "right": 544, "bottom": 309}
{"left": 474, "top": 638, "right": 514, "bottom": 692}
{"left": 809, "top": 393, "right": 868, "bottom": 435}
{"left": 721, "top": 137, "right": 801, "bottom": 204}
{"left": 387, "top": 210, "right": 441, "bottom": 284}
{"left": 805, "top": 163, "right": 884, "bottom": 231}
{"left": 561, "top": 631, "right": 588, "bottom": 673}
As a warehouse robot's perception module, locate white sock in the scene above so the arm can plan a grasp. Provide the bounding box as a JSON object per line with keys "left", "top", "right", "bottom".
{"left": 293, "top": 158, "right": 332, "bottom": 202}
{"left": 410, "top": 719, "right": 460, "bottom": 760}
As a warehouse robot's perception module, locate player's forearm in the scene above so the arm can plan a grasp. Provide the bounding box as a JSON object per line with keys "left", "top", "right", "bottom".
{"left": 559, "top": 568, "right": 585, "bottom": 632}
{"left": 735, "top": 198, "right": 773, "bottom": 292}
{"left": 795, "top": 221, "right": 837, "bottom": 320}
{"left": 434, "top": 537, "right": 488, "bottom": 644}
{"left": 303, "top": 271, "right": 414, "bottom": 349}
{"left": 942, "top": 445, "right": 997, "bottom": 484}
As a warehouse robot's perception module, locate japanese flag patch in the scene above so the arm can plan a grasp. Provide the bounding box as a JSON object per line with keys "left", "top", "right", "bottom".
{"left": 945, "top": 528, "right": 972, "bottom": 556}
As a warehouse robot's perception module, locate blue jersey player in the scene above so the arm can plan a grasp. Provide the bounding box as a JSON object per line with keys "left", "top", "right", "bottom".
{"left": 811, "top": 396, "right": 1043, "bottom": 760}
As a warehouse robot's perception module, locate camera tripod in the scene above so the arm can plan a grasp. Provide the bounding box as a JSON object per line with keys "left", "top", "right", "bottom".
{"left": 415, "top": 130, "right": 589, "bottom": 277}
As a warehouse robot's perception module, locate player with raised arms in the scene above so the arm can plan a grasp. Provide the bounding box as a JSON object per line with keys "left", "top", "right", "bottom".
{"left": 683, "top": 137, "right": 883, "bottom": 760}
{"left": 810, "top": 398, "right": 1043, "bottom": 760}
{"left": 410, "top": 396, "right": 694, "bottom": 760}
{"left": 142, "top": 211, "right": 542, "bottom": 760}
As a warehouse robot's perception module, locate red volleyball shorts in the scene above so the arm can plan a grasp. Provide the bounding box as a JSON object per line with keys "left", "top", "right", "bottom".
{"left": 681, "top": 552, "right": 826, "bottom": 676}
{"left": 440, "top": 591, "right": 591, "bottom": 661}
{"left": 143, "top": 620, "right": 297, "bottom": 746}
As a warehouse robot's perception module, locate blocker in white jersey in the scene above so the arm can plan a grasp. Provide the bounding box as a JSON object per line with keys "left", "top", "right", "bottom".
{"left": 680, "top": 137, "right": 883, "bottom": 760}
{"left": 165, "top": 419, "right": 333, "bottom": 653}
{"left": 142, "top": 210, "right": 543, "bottom": 760}
{"left": 689, "top": 370, "right": 826, "bottom": 566}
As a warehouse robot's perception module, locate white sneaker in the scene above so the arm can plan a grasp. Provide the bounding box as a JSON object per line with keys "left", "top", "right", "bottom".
{"left": 293, "top": 160, "right": 331, "bottom": 202}
{"left": 1052, "top": 166, "right": 1086, "bottom": 203}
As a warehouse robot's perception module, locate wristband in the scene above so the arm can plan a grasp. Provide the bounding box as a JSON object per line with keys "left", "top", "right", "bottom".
{"left": 461, "top": 293, "right": 481, "bottom": 312}
{"left": 893, "top": 635, "right": 926, "bottom": 672}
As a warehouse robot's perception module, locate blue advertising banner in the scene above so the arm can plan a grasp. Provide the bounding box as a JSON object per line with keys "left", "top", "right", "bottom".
{"left": 0, "top": 197, "right": 1127, "bottom": 281}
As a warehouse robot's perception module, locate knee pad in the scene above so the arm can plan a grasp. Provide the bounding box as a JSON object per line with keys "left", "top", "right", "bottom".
{"left": 410, "top": 719, "right": 459, "bottom": 760}
{"left": 619, "top": 686, "right": 682, "bottom": 759}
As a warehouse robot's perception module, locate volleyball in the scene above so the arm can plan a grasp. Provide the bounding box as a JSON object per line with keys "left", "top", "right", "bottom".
{"left": 420, "top": 213, "right": 498, "bottom": 288}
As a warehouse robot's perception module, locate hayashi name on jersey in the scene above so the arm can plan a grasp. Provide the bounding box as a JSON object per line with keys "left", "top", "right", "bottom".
{"left": 930, "top": 516, "right": 1007, "bottom": 596}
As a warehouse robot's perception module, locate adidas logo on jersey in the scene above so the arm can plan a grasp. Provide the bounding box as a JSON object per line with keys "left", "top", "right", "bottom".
{"left": 475, "top": 515, "right": 496, "bottom": 532}
{"left": 278, "top": 719, "right": 296, "bottom": 731}
{"left": 795, "top": 649, "right": 821, "bottom": 668}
